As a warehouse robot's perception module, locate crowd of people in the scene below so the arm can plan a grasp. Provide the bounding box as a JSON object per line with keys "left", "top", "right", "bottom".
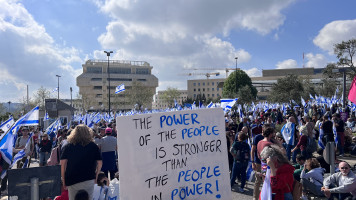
{"left": 0, "top": 121, "right": 119, "bottom": 200}
{"left": 227, "top": 104, "right": 356, "bottom": 200}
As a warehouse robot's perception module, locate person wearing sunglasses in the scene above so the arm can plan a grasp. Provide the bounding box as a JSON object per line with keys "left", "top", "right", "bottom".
{"left": 322, "top": 161, "right": 356, "bottom": 199}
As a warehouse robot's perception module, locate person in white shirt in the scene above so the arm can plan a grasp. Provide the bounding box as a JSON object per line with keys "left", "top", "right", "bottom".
{"left": 101, "top": 128, "right": 118, "bottom": 180}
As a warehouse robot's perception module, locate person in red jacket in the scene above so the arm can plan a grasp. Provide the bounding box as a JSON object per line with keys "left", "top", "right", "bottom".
{"left": 260, "top": 144, "right": 295, "bottom": 200}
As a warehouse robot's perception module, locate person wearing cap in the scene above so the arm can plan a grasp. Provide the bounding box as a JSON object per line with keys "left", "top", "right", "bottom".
{"left": 14, "top": 127, "right": 34, "bottom": 168}
{"left": 100, "top": 127, "right": 118, "bottom": 180}
{"left": 38, "top": 133, "right": 52, "bottom": 166}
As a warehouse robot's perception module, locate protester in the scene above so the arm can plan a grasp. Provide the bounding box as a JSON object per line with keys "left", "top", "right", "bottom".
{"left": 38, "top": 133, "right": 52, "bottom": 167}
{"left": 291, "top": 125, "right": 312, "bottom": 159}
{"left": 60, "top": 125, "right": 102, "bottom": 200}
{"left": 322, "top": 161, "right": 356, "bottom": 199}
{"left": 250, "top": 126, "right": 265, "bottom": 200}
{"left": 321, "top": 115, "right": 334, "bottom": 144}
{"left": 100, "top": 127, "right": 118, "bottom": 180}
{"left": 14, "top": 127, "right": 34, "bottom": 168}
{"left": 260, "top": 144, "right": 295, "bottom": 200}
{"left": 230, "top": 132, "right": 250, "bottom": 193}
{"left": 332, "top": 113, "right": 345, "bottom": 157}
{"left": 300, "top": 158, "right": 325, "bottom": 198}
{"left": 293, "top": 154, "right": 306, "bottom": 182}
{"left": 93, "top": 172, "right": 109, "bottom": 200}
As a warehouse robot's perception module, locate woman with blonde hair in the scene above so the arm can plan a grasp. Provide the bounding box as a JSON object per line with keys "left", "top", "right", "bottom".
{"left": 291, "top": 125, "right": 312, "bottom": 159}
{"left": 60, "top": 125, "right": 102, "bottom": 200}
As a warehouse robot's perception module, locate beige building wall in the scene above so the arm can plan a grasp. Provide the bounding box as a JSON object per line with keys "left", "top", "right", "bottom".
{"left": 77, "top": 60, "right": 158, "bottom": 111}
{"left": 153, "top": 90, "right": 188, "bottom": 109}
{"left": 187, "top": 79, "right": 225, "bottom": 100}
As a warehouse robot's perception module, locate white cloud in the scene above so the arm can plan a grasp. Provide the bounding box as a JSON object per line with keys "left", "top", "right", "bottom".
{"left": 276, "top": 59, "right": 298, "bottom": 69}
{"left": 0, "top": 1, "right": 83, "bottom": 102}
{"left": 95, "top": 0, "right": 294, "bottom": 91}
{"left": 304, "top": 53, "right": 328, "bottom": 68}
{"left": 313, "top": 19, "right": 356, "bottom": 54}
{"left": 244, "top": 67, "right": 262, "bottom": 77}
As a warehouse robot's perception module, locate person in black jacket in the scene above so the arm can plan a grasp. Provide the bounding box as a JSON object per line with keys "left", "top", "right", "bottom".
{"left": 38, "top": 133, "right": 52, "bottom": 166}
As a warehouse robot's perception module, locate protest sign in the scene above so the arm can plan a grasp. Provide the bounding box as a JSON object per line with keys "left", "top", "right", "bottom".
{"left": 117, "top": 108, "right": 232, "bottom": 200}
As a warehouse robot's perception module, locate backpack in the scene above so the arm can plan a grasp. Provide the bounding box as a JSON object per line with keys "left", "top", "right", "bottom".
{"left": 305, "top": 136, "right": 317, "bottom": 153}
{"left": 292, "top": 180, "right": 302, "bottom": 200}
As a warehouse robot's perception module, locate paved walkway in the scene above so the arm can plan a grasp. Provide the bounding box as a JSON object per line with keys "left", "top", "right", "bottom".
{"left": 1, "top": 155, "right": 356, "bottom": 200}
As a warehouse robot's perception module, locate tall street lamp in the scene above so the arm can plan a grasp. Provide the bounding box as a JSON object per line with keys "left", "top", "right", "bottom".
{"left": 235, "top": 57, "right": 238, "bottom": 96}
{"left": 7, "top": 101, "right": 11, "bottom": 113}
{"left": 56, "top": 75, "right": 61, "bottom": 99}
{"left": 104, "top": 50, "right": 113, "bottom": 112}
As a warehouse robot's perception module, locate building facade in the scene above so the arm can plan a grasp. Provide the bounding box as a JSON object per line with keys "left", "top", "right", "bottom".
{"left": 187, "top": 79, "right": 224, "bottom": 100}
{"left": 76, "top": 60, "right": 158, "bottom": 111}
{"left": 153, "top": 90, "right": 188, "bottom": 109}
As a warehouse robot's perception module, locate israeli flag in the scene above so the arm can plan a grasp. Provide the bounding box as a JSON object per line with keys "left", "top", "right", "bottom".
{"left": 0, "top": 106, "right": 39, "bottom": 165}
{"left": 301, "top": 97, "right": 306, "bottom": 107}
{"left": 174, "top": 99, "right": 178, "bottom": 108}
{"left": 318, "top": 122, "right": 325, "bottom": 149}
{"left": 281, "top": 122, "right": 295, "bottom": 145}
{"left": 260, "top": 166, "right": 272, "bottom": 200}
{"left": 207, "top": 101, "right": 214, "bottom": 108}
{"left": 0, "top": 116, "right": 14, "bottom": 136}
{"left": 52, "top": 87, "right": 58, "bottom": 93}
{"left": 309, "top": 94, "right": 314, "bottom": 100}
{"left": 10, "top": 133, "right": 33, "bottom": 168}
{"left": 220, "top": 98, "right": 237, "bottom": 110}
{"left": 333, "top": 122, "right": 338, "bottom": 146}
{"left": 46, "top": 118, "right": 61, "bottom": 139}
{"left": 115, "top": 84, "right": 125, "bottom": 94}
{"left": 44, "top": 112, "right": 49, "bottom": 121}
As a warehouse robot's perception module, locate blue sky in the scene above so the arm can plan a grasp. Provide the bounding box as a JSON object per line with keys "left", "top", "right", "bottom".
{"left": 0, "top": 0, "right": 355, "bottom": 102}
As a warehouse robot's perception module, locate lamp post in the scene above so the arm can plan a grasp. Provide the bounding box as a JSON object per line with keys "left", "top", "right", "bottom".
{"left": 7, "top": 101, "right": 11, "bottom": 113}
{"left": 104, "top": 51, "right": 113, "bottom": 112}
{"left": 70, "top": 87, "right": 73, "bottom": 118}
{"left": 56, "top": 75, "right": 61, "bottom": 99}
{"left": 235, "top": 57, "right": 238, "bottom": 96}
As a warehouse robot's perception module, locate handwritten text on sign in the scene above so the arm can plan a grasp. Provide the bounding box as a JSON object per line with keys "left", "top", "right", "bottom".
{"left": 117, "top": 108, "right": 232, "bottom": 200}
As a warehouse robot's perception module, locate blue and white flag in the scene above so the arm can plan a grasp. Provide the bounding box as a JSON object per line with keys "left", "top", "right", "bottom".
{"left": 281, "top": 122, "right": 295, "bottom": 145}
{"left": 260, "top": 166, "right": 272, "bottom": 200}
{"left": 0, "top": 116, "right": 14, "bottom": 136}
{"left": 0, "top": 106, "right": 39, "bottom": 165}
{"left": 10, "top": 133, "right": 33, "bottom": 168}
{"left": 220, "top": 98, "right": 238, "bottom": 110}
{"left": 115, "top": 84, "right": 125, "bottom": 94}
{"left": 301, "top": 97, "right": 306, "bottom": 107}
{"left": 309, "top": 94, "right": 314, "bottom": 100}
{"left": 333, "top": 122, "right": 338, "bottom": 146}
{"left": 52, "top": 87, "right": 58, "bottom": 93}
{"left": 207, "top": 101, "right": 214, "bottom": 108}
{"left": 46, "top": 118, "right": 61, "bottom": 139}
{"left": 318, "top": 122, "right": 325, "bottom": 149}
{"left": 44, "top": 112, "right": 49, "bottom": 121}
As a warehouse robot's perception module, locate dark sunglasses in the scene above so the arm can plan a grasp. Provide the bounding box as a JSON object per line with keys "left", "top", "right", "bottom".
{"left": 340, "top": 167, "right": 349, "bottom": 170}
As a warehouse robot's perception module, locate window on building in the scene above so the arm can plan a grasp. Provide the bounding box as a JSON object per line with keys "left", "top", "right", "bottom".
{"left": 217, "top": 94, "right": 220, "bottom": 97}
{"left": 203, "top": 82, "right": 205, "bottom": 86}
{"left": 91, "top": 78, "right": 102, "bottom": 81}
{"left": 194, "top": 89, "right": 196, "bottom": 92}
{"left": 93, "top": 86, "right": 102, "bottom": 90}
{"left": 217, "top": 88, "right": 219, "bottom": 91}
{"left": 108, "top": 78, "right": 132, "bottom": 81}
{"left": 98, "top": 102, "right": 103, "bottom": 106}
{"left": 212, "top": 82, "right": 215, "bottom": 86}
{"left": 137, "top": 79, "right": 146, "bottom": 81}
{"left": 194, "top": 94, "right": 196, "bottom": 98}
{"left": 212, "top": 88, "right": 214, "bottom": 91}
{"left": 203, "top": 88, "right": 205, "bottom": 92}
{"left": 207, "top": 82, "right": 210, "bottom": 86}
{"left": 198, "top": 88, "right": 200, "bottom": 92}
{"left": 198, "top": 83, "right": 200, "bottom": 86}
{"left": 207, "top": 94, "right": 210, "bottom": 97}
{"left": 136, "top": 68, "right": 149, "bottom": 74}
{"left": 212, "top": 94, "right": 215, "bottom": 97}
{"left": 87, "top": 67, "right": 102, "bottom": 73}
{"left": 193, "top": 83, "right": 196, "bottom": 86}
{"left": 109, "top": 68, "right": 131, "bottom": 74}
{"left": 96, "top": 94, "right": 102, "bottom": 98}
{"left": 207, "top": 88, "right": 210, "bottom": 91}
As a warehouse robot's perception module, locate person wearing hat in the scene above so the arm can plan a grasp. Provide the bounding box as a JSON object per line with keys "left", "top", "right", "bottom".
{"left": 14, "top": 127, "right": 34, "bottom": 168}
{"left": 100, "top": 127, "right": 118, "bottom": 179}
{"left": 38, "top": 133, "right": 52, "bottom": 166}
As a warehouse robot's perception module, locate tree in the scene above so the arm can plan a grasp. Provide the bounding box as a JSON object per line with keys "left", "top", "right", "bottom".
{"left": 301, "top": 75, "right": 317, "bottom": 100}
{"left": 334, "top": 39, "right": 356, "bottom": 74}
{"left": 237, "top": 85, "right": 255, "bottom": 104}
{"left": 222, "top": 70, "right": 257, "bottom": 99}
{"left": 268, "top": 74, "right": 304, "bottom": 103}
{"left": 33, "top": 86, "right": 51, "bottom": 110}
{"left": 161, "top": 87, "right": 180, "bottom": 107}
{"left": 320, "top": 63, "right": 339, "bottom": 97}
{"left": 126, "top": 81, "right": 155, "bottom": 110}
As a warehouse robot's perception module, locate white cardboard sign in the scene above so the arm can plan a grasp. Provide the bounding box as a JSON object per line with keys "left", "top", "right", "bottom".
{"left": 117, "top": 108, "right": 232, "bottom": 200}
